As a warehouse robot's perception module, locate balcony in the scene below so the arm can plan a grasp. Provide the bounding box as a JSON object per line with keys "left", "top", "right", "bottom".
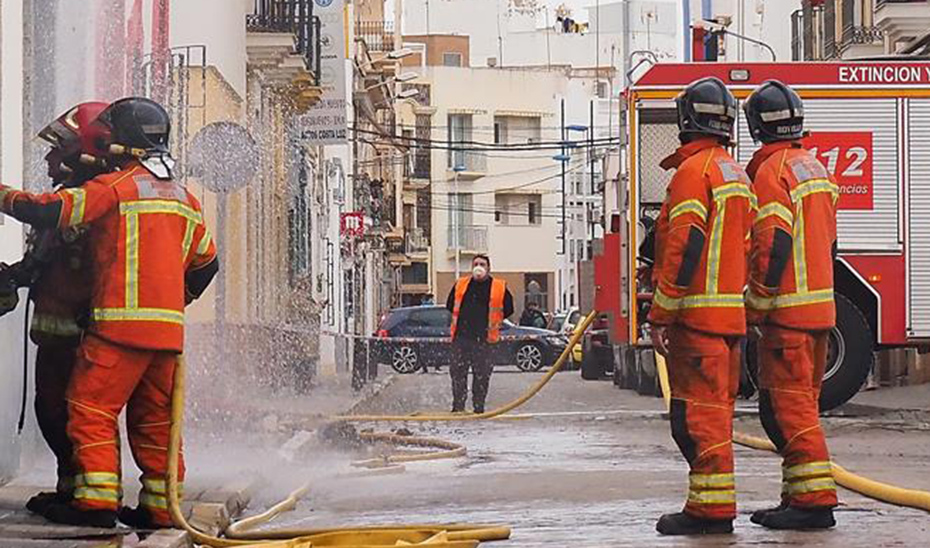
{"left": 839, "top": 25, "right": 885, "bottom": 58}
{"left": 876, "top": 0, "right": 930, "bottom": 52}
{"left": 246, "top": 0, "right": 322, "bottom": 108}
{"left": 356, "top": 21, "right": 395, "bottom": 53}
{"left": 245, "top": 0, "right": 321, "bottom": 86}
{"left": 447, "top": 150, "right": 487, "bottom": 180}
{"left": 447, "top": 225, "right": 488, "bottom": 255}
{"left": 400, "top": 261, "right": 430, "bottom": 294}
{"left": 405, "top": 227, "right": 430, "bottom": 256}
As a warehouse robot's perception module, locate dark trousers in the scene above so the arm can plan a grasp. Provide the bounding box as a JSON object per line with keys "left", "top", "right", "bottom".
{"left": 34, "top": 341, "right": 78, "bottom": 493}
{"left": 450, "top": 338, "right": 494, "bottom": 412}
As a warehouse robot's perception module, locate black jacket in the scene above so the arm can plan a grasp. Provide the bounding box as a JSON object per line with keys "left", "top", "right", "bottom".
{"left": 446, "top": 276, "right": 514, "bottom": 341}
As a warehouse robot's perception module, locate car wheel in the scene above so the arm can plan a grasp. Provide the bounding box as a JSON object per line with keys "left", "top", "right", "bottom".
{"left": 390, "top": 346, "right": 420, "bottom": 374}
{"left": 819, "top": 293, "right": 873, "bottom": 411}
{"left": 515, "top": 343, "right": 545, "bottom": 372}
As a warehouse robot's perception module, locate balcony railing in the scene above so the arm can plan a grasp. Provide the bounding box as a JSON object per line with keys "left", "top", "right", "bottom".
{"left": 447, "top": 225, "right": 488, "bottom": 253}
{"left": 405, "top": 227, "right": 429, "bottom": 254}
{"left": 356, "top": 21, "right": 395, "bottom": 52}
{"left": 247, "top": 0, "right": 321, "bottom": 84}
{"left": 842, "top": 25, "right": 885, "bottom": 45}
{"left": 877, "top": 0, "right": 927, "bottom": 5}
{"left": 447, "top": 150, "right": 488, "bottom": 173}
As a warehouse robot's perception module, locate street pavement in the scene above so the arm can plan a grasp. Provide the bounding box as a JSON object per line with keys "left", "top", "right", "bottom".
{"left": 273, "top": 367, "right": 930, "bottom": 547}
{"left": 4, "top": 366, "right": 929, "bottom": 546}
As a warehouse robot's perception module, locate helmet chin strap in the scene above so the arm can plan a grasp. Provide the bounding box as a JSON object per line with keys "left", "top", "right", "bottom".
{"left": 141, "top": 154, "right": 176, "bottom": 180}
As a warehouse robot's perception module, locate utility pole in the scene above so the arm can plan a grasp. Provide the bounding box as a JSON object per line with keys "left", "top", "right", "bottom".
{"left": 454, "top": 168, "right": 461, "bottom": 280}
{"left": 560, "top": 98, "right": 566, "bottom": 256}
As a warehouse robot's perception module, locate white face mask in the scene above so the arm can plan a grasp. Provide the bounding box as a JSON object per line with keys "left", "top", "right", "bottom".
{"left": 472, "top": 265, "right": 488, "bottom": 279}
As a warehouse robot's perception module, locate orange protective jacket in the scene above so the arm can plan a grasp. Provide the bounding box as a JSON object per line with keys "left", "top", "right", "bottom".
{"left": 450, "top": 276, "right": 507, "bottom": 343}
{"left": 1, "top": 163, "right": 217, "bottom": 352}
{"left": 29, "top": 228, "right": 92, "bottom": 346}
{"left": 648, "top": 139, "right": 756, "bottom": 336}
{"left": 746, "top": 142, "right": 838, "bottom": 330}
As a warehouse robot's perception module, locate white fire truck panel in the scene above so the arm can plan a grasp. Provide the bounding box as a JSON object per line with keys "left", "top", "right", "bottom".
{"left": 908, "top": 99, "right": 930, "bottom": 337}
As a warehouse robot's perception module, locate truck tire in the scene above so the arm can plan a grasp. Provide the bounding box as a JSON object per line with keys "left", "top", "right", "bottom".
{"left": 580, "top": 349, "right": 601, "bottom": 380}
{"left": 636, "top": 348, "right": 659, "bottom": 397}
{"left": 819, "top": 293, "right": 873, "bottom": 411}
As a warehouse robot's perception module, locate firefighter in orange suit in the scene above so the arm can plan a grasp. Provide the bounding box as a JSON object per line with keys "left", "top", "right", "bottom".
{"left": 648, "top": 77, "right": 756, "bottom": 536}
{"left": 445, "top": 254, "right": 514, "bottom": 414}
{"left": 0, "top": 98, "right": 218, "bottom": 529}
{"left": 0, "top": 102, "right": 111, "bottom": 516}
{"left": 744, "top": 80, "right": 839, "bottom": 531}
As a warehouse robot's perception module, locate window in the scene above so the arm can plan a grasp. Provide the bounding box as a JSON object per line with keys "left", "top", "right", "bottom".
{"left": 492, "top": 116, "right": 541, "bottom": 145}
{"left": 448, "top": 113, "right": 473, "bottom": 168}
{"left": 401, "top": 262, "right": 429, "bottom": 285}
{"left": 442, "top": 52, "right": 463, "bottom": 67}
{"left": 288, "top": 150, "right": 312, "bottom": 281}
{"left": 447, "top": 192, "right": 473, "bottom": 230}
{"left": 495, "top": 193, "right": 543, "bottom": 226}
{"left": 415, "top": 307, "right": 452, "bottom": 327}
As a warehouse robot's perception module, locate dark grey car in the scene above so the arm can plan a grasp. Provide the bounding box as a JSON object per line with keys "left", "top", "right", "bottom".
{"left": 373, "top": 305, "right": 569, "bottom": 374}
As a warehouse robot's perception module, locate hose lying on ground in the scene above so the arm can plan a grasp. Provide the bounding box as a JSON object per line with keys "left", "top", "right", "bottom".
{"left": 351, "top": 432, "right": 467, "bottom": 469}
{"left": 653, "top": 352, "right": 930, "bottom": 513}
{"left": 167, "top": 356, "right": 512, "bottom": 547}
{"left": 336, "top": 311, "right": 599, "bottom": 423}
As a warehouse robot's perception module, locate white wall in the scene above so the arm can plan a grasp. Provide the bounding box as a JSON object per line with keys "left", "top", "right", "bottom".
{"left": 426, "top": 65, "right": 608, "bottom": 308}
{"left": 0, "top": 0, "right": 27, "bottom": 485}
{"left": 695, "top": 0, "right": 801, "bottom": 62}
{"left": 170, "top": 0, "right": 248, "bottom": 98}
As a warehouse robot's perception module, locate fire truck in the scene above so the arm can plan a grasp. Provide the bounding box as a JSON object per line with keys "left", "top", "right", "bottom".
{"left": 593, "top": 60, "right": 930, "bottom": 410}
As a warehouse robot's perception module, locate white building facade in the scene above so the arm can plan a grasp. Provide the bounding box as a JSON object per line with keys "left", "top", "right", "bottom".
{"left": 405, "top": 62, "right": 613, "bottom": 314}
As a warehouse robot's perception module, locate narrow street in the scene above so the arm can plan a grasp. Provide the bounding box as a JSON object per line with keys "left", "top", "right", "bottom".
{"left": 262, "top": 369, "right": 930, "bottom": 547}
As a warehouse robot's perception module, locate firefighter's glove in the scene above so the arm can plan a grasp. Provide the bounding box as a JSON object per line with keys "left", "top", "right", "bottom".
{"left": 650, "top": 323, "right": 670, "bottom": 357}
{"left": 0, "top": 264, "right": 20, "bottom": 317}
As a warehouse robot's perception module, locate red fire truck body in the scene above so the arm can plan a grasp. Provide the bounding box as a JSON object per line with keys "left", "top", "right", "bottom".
{"left": 595, "top": 61, "right": 930, "bottom": 409}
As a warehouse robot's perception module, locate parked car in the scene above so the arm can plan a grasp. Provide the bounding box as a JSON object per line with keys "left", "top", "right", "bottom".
{"left": 373, "top": 305, "right": 569, "bottom": 374}
{"left": 548, "top": 307, "right": 582, "bottom": 335}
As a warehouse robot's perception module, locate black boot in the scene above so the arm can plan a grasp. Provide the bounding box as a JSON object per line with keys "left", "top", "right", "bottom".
{"left": 44, "top": 503, "right": 117, "bottom": 528}
{"left": 25, "top": 491, "right": 71, "bottom": 516}
{"left": 656, "top": 512, "right": 733, "bottom": 535}
{"left": 119, "top": 505, "right": 172, "bottom": 529}
{"left": 760, "top": 506, "right": 835, "bottom": 530}
{"left": 750, "top": 500, "right": 789, "bottom": 525}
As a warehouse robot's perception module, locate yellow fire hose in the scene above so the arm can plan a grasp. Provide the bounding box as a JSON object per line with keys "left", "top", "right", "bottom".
{"left": 164, "top": 314, "right": 600, "bottom": 545}
{"left": 351, "top": 432, "right": 467, "bottom": 469}
{"left": 336, "top": 312, "right": 599, "bottom": 423}
{"left": 167, "top": 356, "right": 512, "bottom": 547}
{"left": 653, "top": 352, "right": 930, "bottom": 513}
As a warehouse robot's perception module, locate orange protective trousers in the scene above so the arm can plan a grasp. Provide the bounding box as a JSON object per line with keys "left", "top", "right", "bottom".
{"left": 667, "top": 325, "right": 741, "bottom": 521}
{"left": 758, "top": 325, "right": 838, "bottom": 509}
{"left": 66, "top": 335, "right": 184, "bottom": 526}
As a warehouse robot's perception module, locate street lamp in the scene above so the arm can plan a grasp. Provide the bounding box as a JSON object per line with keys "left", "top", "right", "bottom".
{"left": 362, "top": 72, "right": 420, "bottom": 92}
{"left": 395, "top": 88, "right": 420, "bottom": 100}
{"left": 388, "top": 48, "right": 415, "bottom": 60}
{"left": 694, "top": 19, "right": 777, "bottom": 62}
{"left": 452, "top": 164, "right": 467, "bottom": 280}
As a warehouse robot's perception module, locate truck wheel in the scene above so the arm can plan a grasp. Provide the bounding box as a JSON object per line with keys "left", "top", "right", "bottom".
{"left": 819, "top": 293, "right": 873, "bottom": 411}
{"left": 636, "top": 348, "right": 659, "bottom": 396}
{"left": 581, "top": 338, "right": 601, "bottom": 380}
